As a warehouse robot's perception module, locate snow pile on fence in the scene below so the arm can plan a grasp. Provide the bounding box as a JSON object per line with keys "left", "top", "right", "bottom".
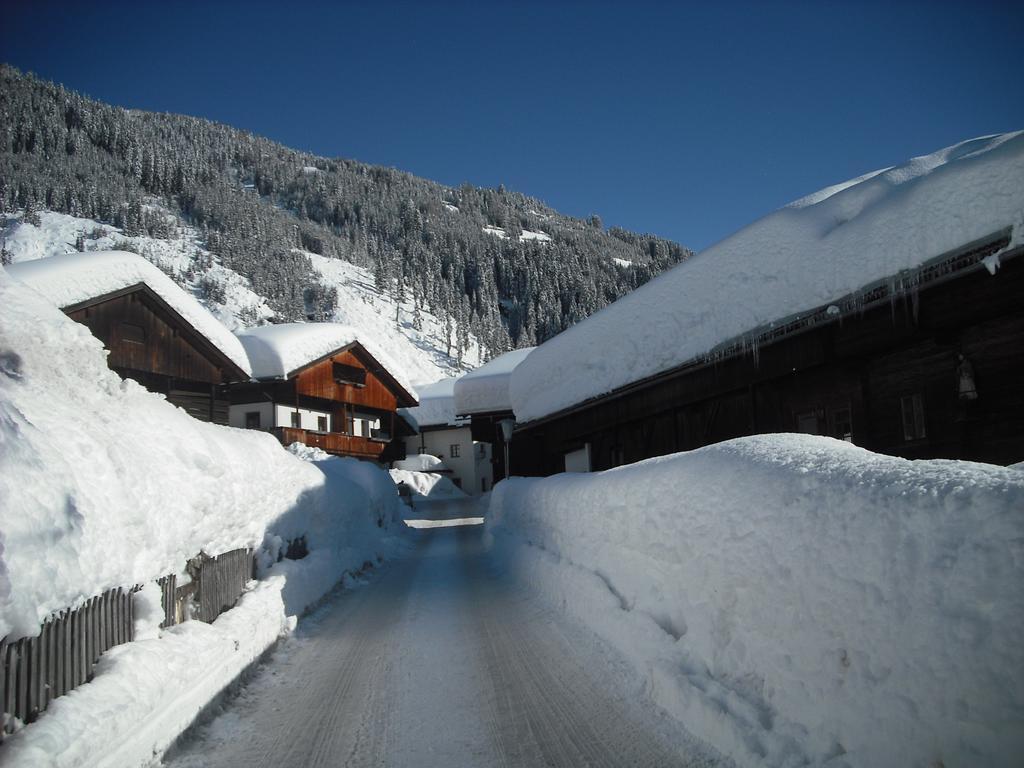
{"left": 487, "top": 434, "right": 1024, "bottom": 768}
{"left": 5, "top": 250, "right": 252, "bottom": 376}
{"left": 390, "top": 469, "right": 467, "bottom": 500}
{"left": 453, "top": 346, "right": 534, "bottom": 415}
{"left": 0, "top": 268, "right": 408, "bottom": 764}
{"left": 511, "top": 131, "right": 1024, "bottom": 422}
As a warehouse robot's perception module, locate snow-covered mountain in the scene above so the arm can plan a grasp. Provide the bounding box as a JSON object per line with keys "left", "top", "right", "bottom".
{"left": 0, "top": 64, "right": 694, "bottom": 361}
{"left": 1, "top": 209, "right": 482, "bottom": 385}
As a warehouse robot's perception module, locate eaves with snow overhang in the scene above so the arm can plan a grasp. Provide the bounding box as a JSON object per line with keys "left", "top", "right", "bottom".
{"left": 517, "top": 231, "right": 1018, "bottom": 429}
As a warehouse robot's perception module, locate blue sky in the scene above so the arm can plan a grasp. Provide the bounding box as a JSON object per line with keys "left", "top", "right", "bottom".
{"left": 3, "top": 1, "right": 1022, "bottom": 251}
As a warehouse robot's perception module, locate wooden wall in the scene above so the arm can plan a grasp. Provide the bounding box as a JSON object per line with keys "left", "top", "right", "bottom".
{"left": 68, "top": 291, "right": 227, "bottom": 385}
{"left": 513, "top": 252, "right": 1024, "bottom": 475}
{"left": 293, "top": 349, "right": 399, "bottom": 411}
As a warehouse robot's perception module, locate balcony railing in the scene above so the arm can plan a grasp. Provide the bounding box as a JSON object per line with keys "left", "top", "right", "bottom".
{"left": 271, "top": 427, "right": 386, "bottom": 458}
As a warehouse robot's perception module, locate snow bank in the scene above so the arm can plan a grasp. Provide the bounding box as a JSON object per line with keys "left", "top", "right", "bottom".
{"left": 399, "top": 376, "right": 463, "bottom": 430}
{"left": 390, "top": 469, "right": 467, "bottom": 500}
{"left": 0, "top": 269, "right": 407, "bottom": 764}
{"left": 487, "top": 434, "right": 1024, "bottom": 768}
{"left": 453, "top": 346, "right": 534, "bottom": 415}
{"left": 236, "top": 322, "right": 417, "bottom": 399}
{"left": 393, "top": 452, "right": 447, "bottom": 472}
{"left": 512, "top": 132, "right": 1024, "bottom": 422}
{"left": 5, "top": 250, "right": 252, "bottom": 376}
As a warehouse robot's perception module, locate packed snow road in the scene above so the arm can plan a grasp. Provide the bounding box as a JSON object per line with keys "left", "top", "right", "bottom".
{"left": 164, "top": 501, "right": 722, "bottom": 768}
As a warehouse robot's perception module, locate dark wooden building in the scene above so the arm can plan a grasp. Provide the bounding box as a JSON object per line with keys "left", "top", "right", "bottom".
{"left": 512, "top": 233, "right": 1024, "bottom": 475}
{"left": 7, "top": 252, "right": 251, "bottom": 424}
{"left": 230, "top": 328, "right": 417, "bottom": 462}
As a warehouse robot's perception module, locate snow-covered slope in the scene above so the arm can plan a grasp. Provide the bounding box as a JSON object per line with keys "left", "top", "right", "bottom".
{"left": 1, "top": 209, "right": 275, "bottom": 330}
{"left": 511, "top": 132, "right": 1024, "bottom": 423}
{"left": 305, "top": 252, "right": 483, "bottom": 384}
{"left": 487, "top": 434, "right": 1024, "bottom": 768}
{"left": 1, "top": 210, "right": 482, "bottom": 388}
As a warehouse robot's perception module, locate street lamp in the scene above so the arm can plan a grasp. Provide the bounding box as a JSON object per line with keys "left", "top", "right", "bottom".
{"left": 498, "top": 418, "right": 515, "bottom": 480}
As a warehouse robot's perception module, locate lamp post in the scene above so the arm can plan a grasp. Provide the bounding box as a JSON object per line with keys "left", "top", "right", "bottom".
{"left": 499, "top": 418, "right": 515, "bottom": 480}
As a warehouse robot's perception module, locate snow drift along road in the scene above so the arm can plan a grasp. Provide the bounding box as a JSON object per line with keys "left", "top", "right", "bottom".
{"left": 487, "top": 434, "right": 1024, "bottom": 768}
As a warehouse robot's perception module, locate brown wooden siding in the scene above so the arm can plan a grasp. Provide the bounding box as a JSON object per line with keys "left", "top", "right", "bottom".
{"left": 512, "top": 249, "right": 1024, "bottom": 475}
{"left": 293, "top": 349, "right": 399, "bottom": 411}
{"left": 67, "top": 291, "right": 227, "bottom": 386}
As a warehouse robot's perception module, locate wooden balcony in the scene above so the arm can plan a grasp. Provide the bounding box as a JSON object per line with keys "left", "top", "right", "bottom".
{"left": 271, "top": 427, "right": 388, "bottom": 459}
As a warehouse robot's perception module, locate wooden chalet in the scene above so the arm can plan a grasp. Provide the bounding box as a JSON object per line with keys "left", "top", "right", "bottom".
{"left": 6, "top": 251, "right": 251, "bottom": 423}
{"left": 511, "top": 233, "right": 1024, "bottom": 476}
{"left": 230, "top": 324, "right": 417, "bottom": 462}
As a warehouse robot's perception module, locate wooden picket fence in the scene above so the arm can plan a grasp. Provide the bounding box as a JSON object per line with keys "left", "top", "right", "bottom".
{"left": 189, "top": 548, "right": 255, "bottom": 624}
{"left": 1, "top": 586, "right": 136, "bottom": 737}
{"left": 1, "top": 546, "right": 255, "bottom": 740}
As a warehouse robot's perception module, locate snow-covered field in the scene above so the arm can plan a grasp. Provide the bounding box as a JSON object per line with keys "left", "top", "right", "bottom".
{"left": 487, "top": 435, "right": 1024, "bottom": 768}
{"left": 1, "top": 209, "right": 483, "bottom": 387}
{"left": 0, "top": 269, "right": 408, "bottom": 765}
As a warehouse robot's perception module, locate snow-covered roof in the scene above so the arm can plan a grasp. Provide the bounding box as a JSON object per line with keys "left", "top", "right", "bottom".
{"left": 5, "top": 250, "right": 252, "bottom": 376}
{"left": 453, "top": 347, "right": 535, "bottom": 415}
{"left": 399, "top": 377, "right": 465, "bottom": 430}
{"left": 236, "top": 322, "right": 418, "bottom": 402}
{"left": 511, "top": 131, "right": 1024, "bottom": 423}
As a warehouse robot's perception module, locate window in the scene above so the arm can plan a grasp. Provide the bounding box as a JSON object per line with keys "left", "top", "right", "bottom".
{"left": 245, "top": 411, "right": 261, "bottom": 430}
{"left": 120, "top": 322, "right": 145, "bottom": 345}
{"left": 290, "top": 411, "right": 301, "bottom": 429}
{"left": 901, "top": 394, "right": 926, "bottom": 441}
{"left": 450, "top": 444, "right": 461, "bottom": 458}
{"left": 830, "top": 407, "right": 853, "bottom": 442}
{"left": 317, "top": 416, "right": 328, "bottom": 432}
{"left": 796, "top": 411, "right": 821, "bottom": 435}
{"left": 332, "top": 362, "right": 367, "bottom": 386}
{"left": 477, "top": 443, "right": 487, "bottom": 458}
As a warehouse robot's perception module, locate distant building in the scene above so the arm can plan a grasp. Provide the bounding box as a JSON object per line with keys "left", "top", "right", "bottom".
{"left": 451, "top": 347, "right": 535, "bottom": 483}
{"left": 6, "top": 251, "right": 251, "bottom": 423}
{"left": 228, "top": 323, "right": 417, "bottom": 462}
{"left": 400, "top": 378, "right": 492, "bottom": 494}
{"left": 509, "top": 133, "right": 1024, "bottom": 473}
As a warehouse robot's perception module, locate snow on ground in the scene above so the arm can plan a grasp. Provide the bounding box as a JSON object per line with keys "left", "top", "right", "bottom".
{"left": 482, "top": 225, "right": 551, "bottom": 243}
{"left": 398, "top": 377, "right": 463, "bottom": 430}
{"left": 392, "top": 453, "right": 447, "bottom": 473}
{"left": 389, "top": 469, "right": 467, "bottom": 501}
{"left": 612, "top": 257, "right": 633, "bottom": 268}
{"left": 6, "top": 251, "right": 252, "bottom": 376}
{"left": 236, "top": 322, "right": 416, "bottom": 399}
{"left": 486, "top": 434, "right": 1024, "bottom": 768}
{"left": 403, "top": 517, "right": 483, "bottom": 528}
{"left": 0, "top": 269, "right": 407, "bottom": 765}
{"left": 452, "top": 346, "right": 534, "bottom": 415}
{"left": 306, "top": 252, "right": 483, "bottom": 385}
{"left": 511, "top": 132, "right": 1024, "bottom": 422}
